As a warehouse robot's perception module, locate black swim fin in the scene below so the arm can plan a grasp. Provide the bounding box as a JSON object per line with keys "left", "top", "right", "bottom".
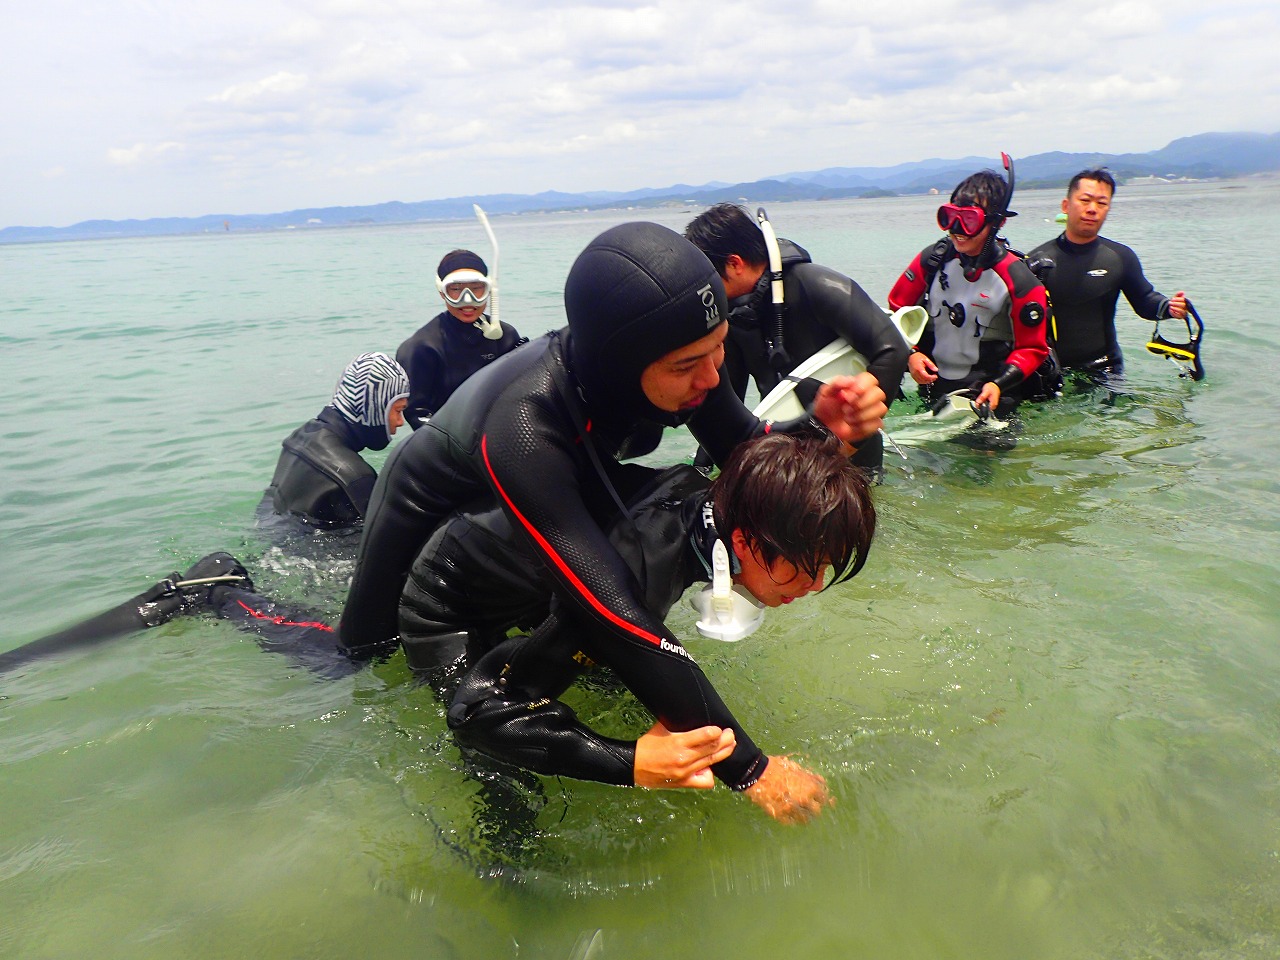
{"left": 0, "top": 553, "right": 252, "bottom": 674}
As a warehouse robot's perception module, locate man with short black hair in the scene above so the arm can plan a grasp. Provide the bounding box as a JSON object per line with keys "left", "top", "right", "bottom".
{"left": 1028, "top": 169, "right": 1189, "bottom": 379}
{"left": 684, "top": 203, "right": 908, "bottom": 471}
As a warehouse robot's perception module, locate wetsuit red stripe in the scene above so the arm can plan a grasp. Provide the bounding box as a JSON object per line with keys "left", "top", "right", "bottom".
{"left": 481, "top": 434, "right": 663, "bottom": 646}
{"left": 234, "top": 599, "right": 334, "bottom": 632}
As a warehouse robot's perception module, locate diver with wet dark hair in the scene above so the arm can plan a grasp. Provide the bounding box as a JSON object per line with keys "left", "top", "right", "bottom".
{"left": 408, "top": 433, "right": 876, "bottom": 821}
{"left": 889, "top": 155, "right": 1060, "bottom": 418}
{"left": 337, "top": 221, "right": 887, "bottom": 818}
{"left": 263, "top": 352, "right": 410, "bottom": 530}
{"left": 684, "top": 203, "right": 909, "bottom": 471}
{"left": 396, "top": 249, "right": 525, "bottom": 429}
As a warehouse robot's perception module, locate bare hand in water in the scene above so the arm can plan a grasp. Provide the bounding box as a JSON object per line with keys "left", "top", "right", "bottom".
{"left": 745, "top": 755, "right": 833, "bottom": 823}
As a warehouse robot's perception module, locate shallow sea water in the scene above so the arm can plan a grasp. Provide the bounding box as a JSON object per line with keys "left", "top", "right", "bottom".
{"left": 1, "top": 181, "right": 1277, "bottom": 959}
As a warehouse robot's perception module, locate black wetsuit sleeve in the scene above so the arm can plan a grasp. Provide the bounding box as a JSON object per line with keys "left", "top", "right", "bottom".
{"left": 345, "top": 473, "right": 376, "bottom": 519}
{"left": 396, "top": 323, "right": 445, "bottom": 428}
{"left": 790, "top": 263, "right": 910, "bottom": 394}
{"left": 687, "top": 370, "right": 832, "bottom": 468}
{"left": 480, "top": 390, "right": 767, "bottom": 790}
{"left": 448, "top": 625, "right": 638, "bottom": 786}
{"left": 1112, "top": 240, "right": 1169, "bottom": 320}
{"left": 686, "top": 376, "right": 776, "bottom": 467}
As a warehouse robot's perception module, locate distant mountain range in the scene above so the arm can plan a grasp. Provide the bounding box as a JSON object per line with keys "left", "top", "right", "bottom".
{"left": 5, "top": 131, "right": 1277, "bottom": 245}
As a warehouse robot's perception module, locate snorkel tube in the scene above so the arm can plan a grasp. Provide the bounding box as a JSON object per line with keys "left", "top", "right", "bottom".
{"left": 1147, "top": 300, "right": 1206, "bottom": 381}
{"left": 756, "top": 207, "right": 791, "bottom": 372}
{"left": 983, "top": 152, "right": 1017, "bottom": 262}
{"left": 471, "top": 204, "right": 504, "bottom": 340}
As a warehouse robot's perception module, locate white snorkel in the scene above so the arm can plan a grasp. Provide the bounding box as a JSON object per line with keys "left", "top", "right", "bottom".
{"left": 691, "top": 539, "right": 766, "bottom": 642}
{"left": 471, "top": 204, "right": 505, "bottom": 340}
{"left": 755, "top": 207, "right": 790, "bottom": 372}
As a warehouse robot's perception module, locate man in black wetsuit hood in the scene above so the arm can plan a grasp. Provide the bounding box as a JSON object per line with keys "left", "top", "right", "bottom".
{"left": 265, "top": 352, "right": 410, "bottom": 529}
{"left": 336, "top": 221, "right": 886, "bottom": 817}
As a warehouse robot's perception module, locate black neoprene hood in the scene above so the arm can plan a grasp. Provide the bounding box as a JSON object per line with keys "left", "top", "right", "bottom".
{"left": 565, "top": 221, "right": 728, "bottom": 425}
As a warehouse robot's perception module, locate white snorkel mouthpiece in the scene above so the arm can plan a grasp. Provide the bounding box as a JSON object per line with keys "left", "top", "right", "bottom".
{"left": 691, "top": 539, "right": 766, "bottom": 642}
{"left": 474, "top": 314, "right": 504, "bottom": 339}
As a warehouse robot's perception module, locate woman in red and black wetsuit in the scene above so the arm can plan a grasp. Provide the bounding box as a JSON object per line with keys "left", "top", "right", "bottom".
{"left": 889, "top": 166, "right": 1057, "bottom": 416}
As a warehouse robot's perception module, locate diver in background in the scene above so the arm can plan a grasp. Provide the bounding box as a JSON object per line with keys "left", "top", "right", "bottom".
{"left": 264, "top": 351, "right": 410, "bottom": 530}
{"left": 1028, "top": 168, "right": 1190, "bottom": 382}
{"left": 683, "top": 203, "right": 909, "bottom": 472}
{"left": 396, "top": 249, "right": 525, "bottom": 429}
{"left": 888, "top": 159, "right": 1058, "bottom": 417}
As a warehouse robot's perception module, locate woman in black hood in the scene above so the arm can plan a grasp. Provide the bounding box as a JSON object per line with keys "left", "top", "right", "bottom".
{"left": 336, "top": 222, "right": 885, "bottom": 804}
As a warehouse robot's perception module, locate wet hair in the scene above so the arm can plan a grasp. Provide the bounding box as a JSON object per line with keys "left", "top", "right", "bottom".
{"left": 709, "top": 433, "right": 876, "bottom": 587}
{"left": 1067, "top": 168, "right": 1117, "bottom": 197}
{"left": 683, "top": 203, "right": 769, "bottom": 276}
{"left": 950, "top": 170, "right": 1009, "bottom": 215}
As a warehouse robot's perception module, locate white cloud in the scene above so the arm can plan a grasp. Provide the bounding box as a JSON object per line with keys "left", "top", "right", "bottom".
{"left": 106, "top": 141, "right": 186, "bottom": 166}
{"left": 208, "top": 71, "right": 310, "bottom": 106}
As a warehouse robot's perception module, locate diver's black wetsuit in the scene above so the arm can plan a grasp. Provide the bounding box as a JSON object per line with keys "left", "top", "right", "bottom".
{"left": 1027, "top": 233, "right": 1172, "bottom": 374}
{"left": 340, "top": 331, "right": 805, "bottom": 789}
{"left": 396, "top": 312, "right": 525, "bottom": 429}
{"left": 399, "top": 465, "right": 720, "bottom": 786}
{"left": 724, "top": 240, "right": 909, "bottom": 402}
{"left": 723, "top": 240, "right": 908, "bottom": 470}
{"left": 266, "top": 407, "right": 378, "bottom": 529}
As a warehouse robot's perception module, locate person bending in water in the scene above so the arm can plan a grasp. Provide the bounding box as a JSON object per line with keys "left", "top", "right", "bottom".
{"left": 336, "top": 221, "right": 886, "bottom": 802}
{"left": 265, "top": 352, "right": 410, "bottom": 530}
{"left": 888, "top": 162, "right": 1057, "bottom": 418}
{"left": 1027, "top": 168, "right": 1190, "bottom": 382}
{"left": 399, "top": 432, "right": 874, "bottom": 823}
{"left": 4, "top": 433, "right": 874, "bottom": 826}
{"left": 683, "top": 203, "right": 909, "bottom": 472}
{"left": 396, "top": 249, "right": 526, "bottom": 430}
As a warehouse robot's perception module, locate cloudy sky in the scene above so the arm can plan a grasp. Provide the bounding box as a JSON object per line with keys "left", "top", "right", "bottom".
{"left": 4, "top": 0, "right": 1276, "bottom": 228}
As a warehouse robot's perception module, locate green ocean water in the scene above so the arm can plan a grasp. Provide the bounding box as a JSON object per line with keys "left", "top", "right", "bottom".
{"left": 1, "top": 181, "right": 1278, "bottom": 959}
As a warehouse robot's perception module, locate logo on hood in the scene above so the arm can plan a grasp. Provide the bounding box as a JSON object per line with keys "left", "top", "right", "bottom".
{"left": 698, "top": 283, "right": 721, "bottom": 329}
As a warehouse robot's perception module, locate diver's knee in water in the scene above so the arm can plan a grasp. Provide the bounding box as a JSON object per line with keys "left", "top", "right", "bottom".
{"left": 402, "top": 629, "right": 470, "bottom": 671}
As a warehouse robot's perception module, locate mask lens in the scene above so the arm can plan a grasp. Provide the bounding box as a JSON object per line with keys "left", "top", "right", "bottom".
{"left": 936, "top": 204, "right": 988, "bottom": 237}
{"left": 442, "top": 280, "right": 489, "bottom": 306}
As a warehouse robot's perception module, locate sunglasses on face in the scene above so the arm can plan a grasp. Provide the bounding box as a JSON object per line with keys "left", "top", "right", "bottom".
{"left": 936, "top": 203, "right": 990, "bottom": 238}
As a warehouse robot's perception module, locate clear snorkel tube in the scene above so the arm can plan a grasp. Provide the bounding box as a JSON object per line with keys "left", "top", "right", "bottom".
{"left": 471, "top": 204, "right": 505, "bottom": 340}
{"left": 756, "top": 207, "right": 791, "bottom": 372}
{"left": 690, "top": 539, "right": 766, "bottom": 642}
